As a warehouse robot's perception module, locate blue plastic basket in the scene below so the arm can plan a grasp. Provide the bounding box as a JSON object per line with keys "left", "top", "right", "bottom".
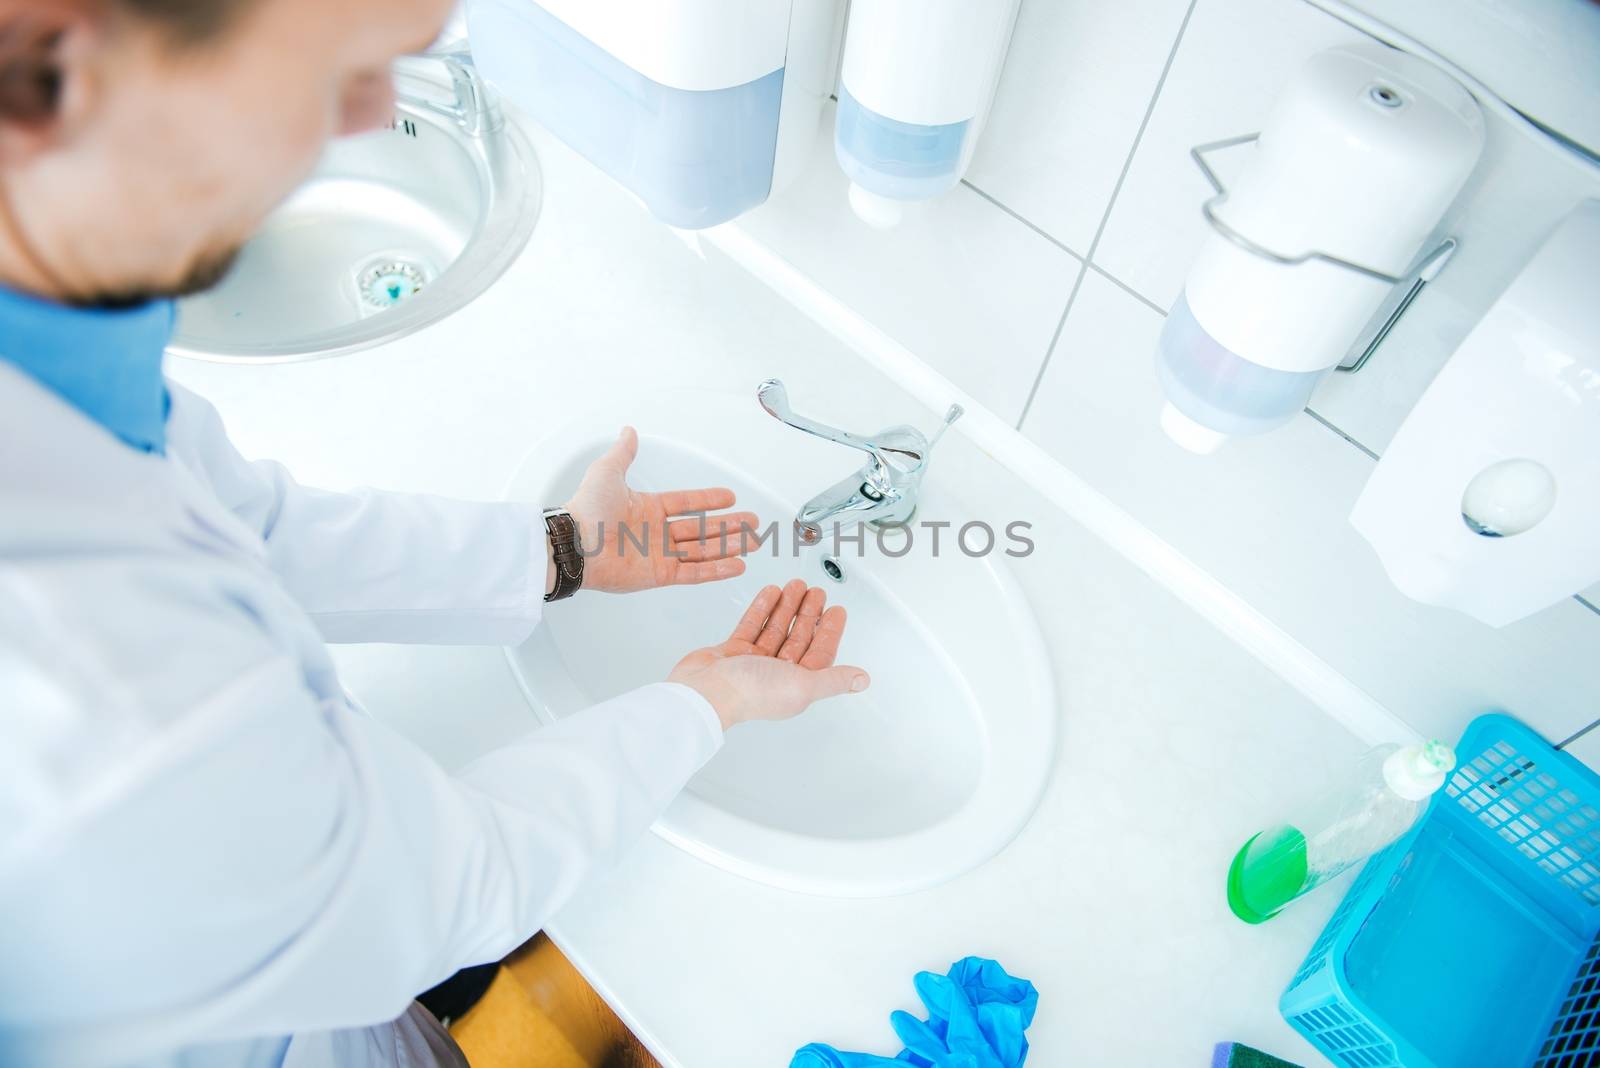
{"left": 1281, "top": 714, "right": 1600, "bottom": 1068}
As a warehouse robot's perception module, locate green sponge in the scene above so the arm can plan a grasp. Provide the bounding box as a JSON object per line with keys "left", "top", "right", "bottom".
{"left": 1211, "top": 1041, "right": 1304, "bottom": 1068}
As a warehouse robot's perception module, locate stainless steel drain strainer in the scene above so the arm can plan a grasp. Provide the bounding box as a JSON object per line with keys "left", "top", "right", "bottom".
{"left": 356, "top": 258, "right": 430, "bottom": 314}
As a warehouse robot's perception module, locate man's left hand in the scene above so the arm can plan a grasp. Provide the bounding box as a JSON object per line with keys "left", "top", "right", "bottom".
{"left": 558, "top": 426, "right": 760, "bottom": 594}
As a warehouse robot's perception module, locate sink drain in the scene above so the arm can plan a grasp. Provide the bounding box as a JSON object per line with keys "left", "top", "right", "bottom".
{"left": 356, "top": 258, "right": 429, "bottom": 314}
{"left": 820, "top": 556, "right": 847, "bottom": 584}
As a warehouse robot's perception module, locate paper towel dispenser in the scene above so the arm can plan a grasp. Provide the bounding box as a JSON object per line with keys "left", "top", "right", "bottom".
{"left": 1350, "top": 200, "right": 1600, "bottom": 626}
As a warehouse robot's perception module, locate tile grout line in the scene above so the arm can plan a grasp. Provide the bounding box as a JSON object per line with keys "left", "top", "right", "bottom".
{"left": 1006, "top": 0, "right": 1387, "bottom": 465}
{"left": 1014, "top": 0, "right": 1200, "bottom": 430}
{"left": 1088, "top": 261, "right": 1169, "bottom": 317}
{"left": 1076, "top": 262, "right": 1392, "bottom": 465}
{"left": 814, "top": 45, "right": 1600, "bottom": 625}
{"left": 1557, "top": 716, "right": 1600, "bottom": 751}
{"left": 1303, "top": 407, "right": 1381, "bottom": 461}
{"left": 1081, "top": 0, "right": 1201, "bottom": 263}
{"left": 955, "top": 0, "right": 1600, "bottom": 634}
{"left": 961, "top": 179, "right": 1087, "bottom": 262}
{"left": 1015, "top": 265, "right": 1088, "bottom": 430}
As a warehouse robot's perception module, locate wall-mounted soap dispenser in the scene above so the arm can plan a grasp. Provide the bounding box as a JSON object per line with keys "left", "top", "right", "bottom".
{"left": 466, "top": 0, "right": 844, "bottom": 229}
{"left": 1350, "top": 201, "right": 1600, "bottom": 627}
{"left": 1156, "top": 43, "right": 1485, "bottom": 454}
{"left": 833, "top": 0, "right": 1022, "bottom": 229}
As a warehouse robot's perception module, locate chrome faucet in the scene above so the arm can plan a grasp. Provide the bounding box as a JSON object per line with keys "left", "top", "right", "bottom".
{"left": 758, "top": 379, "right": 964, "bottom": 546}
{"left": 393, "top": 49, "right": 502, "bottom": 138}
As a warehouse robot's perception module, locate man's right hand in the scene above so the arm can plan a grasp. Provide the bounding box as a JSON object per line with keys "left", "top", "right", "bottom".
{"left": 668, "top": 580, "right": 870, "bottom": 731}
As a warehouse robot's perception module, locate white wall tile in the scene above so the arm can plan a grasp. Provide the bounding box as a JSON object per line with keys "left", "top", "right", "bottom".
{"left": 965, "top": 0, "right": 1193, "bottom": 255}
{"left": 1092, "top": 0, "right": 1362, "bottom": 311}
{"left": 1022, "top": 268, "right": 1600, "bottom": 748}
{"left": 701, "top": 0, "right": 1600, "bottom": 767}
{"left": 1342, "top": 0, "right": 1600, "bottom": 156}
{"left": 1088, "top": 0, "right": 1600, "bottom": 452}
{"left": 1562, "top": 723, "right": 1600, "bottom": 775}
{"left": 734, "top": 114, "right": 1080, "bottom": 425}
{"left": 1310, "top": 126, "right": 1600, "bottom": 451}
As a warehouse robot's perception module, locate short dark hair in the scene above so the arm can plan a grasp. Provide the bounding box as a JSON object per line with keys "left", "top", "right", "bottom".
{"left": 119, "top": 0, "right": 258, "bottom": 44}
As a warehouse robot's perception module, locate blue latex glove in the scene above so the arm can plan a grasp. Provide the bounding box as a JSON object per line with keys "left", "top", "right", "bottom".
{"left": 791, "top": 957, "right": 1037, "bottom": 1068}
{"left": 790, "top": 1045, "right": 906, "bottom": 1068}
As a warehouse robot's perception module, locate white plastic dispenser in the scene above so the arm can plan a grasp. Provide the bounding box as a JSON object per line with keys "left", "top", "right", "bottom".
{"left": 465, "top": 0, "right": 843, "bottom": 229}
{"left": 1350, "top": 201, "right": 1600, "bottom": 627}
{"left": 1157, "top": 43, "right": 1485, "bottom": 453}
{"left": 834, "top": 0, "right": 1022, "bottom": 229}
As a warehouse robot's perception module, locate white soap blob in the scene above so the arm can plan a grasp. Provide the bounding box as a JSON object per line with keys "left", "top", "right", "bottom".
{"left": 1461, "top": 458, "right": 1557, "bottom": 537}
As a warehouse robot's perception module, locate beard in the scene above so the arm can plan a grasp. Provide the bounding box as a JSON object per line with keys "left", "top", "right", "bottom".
{"left": 0, "top": 182, "right": 248, "bottom": 310}
{"left": 86, "top": 244, "right": 244, "bottom": 309}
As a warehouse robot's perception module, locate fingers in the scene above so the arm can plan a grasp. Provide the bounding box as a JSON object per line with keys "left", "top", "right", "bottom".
{"left": 666, "top": 512, "right": 756, "bottom": 543}
{"left": 671, "top": 558, "right": 746, "bottom": 586}
{"left": 658, "top": 487, "right": 737, "bottom": 516}
{"left": 806, "top": 664, "right": 871, "bottom": 700}
{"left": 674, "top": 540, "right": 756, "bottom": 564}
{"left": 599, "top": 426, "right": 639, "bottom": 474}
{"left": 666, "top": 512, "right": 761, "bottom": 560}
{"left": 798, "top": 605, "right": 847, "bottom": 670}
{"left": 777, "top": 587, "right": 826, "bottom": 663}
{"left": 728, "top": 584, "right": 782, "bottom": 645}
{"left": 721, "top": 583, "right": 864, "bottom": 712}
{"left": 754, "top": 579, "right": 808, "bottom": 655}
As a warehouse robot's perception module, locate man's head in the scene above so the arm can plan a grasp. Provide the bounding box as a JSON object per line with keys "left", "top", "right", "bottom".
{"left": 0, "top": 0, "right": 454, "bottom": 306}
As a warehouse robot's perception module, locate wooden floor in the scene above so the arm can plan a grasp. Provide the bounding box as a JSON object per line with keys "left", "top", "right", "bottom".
{"left": 449, "top": 935, "right": 661, "bottom": 1068}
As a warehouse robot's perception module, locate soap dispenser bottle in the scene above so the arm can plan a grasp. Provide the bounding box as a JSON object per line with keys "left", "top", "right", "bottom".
{"left": 467, "top": 0, "right": 845, "bottom": 229}
{"left": 833, "top": 0, "right": 1021, "bottom": 227}
{"left": 1227, "top": 740, "right": 1455, "bottom": 924}
{"left": 1156, "top": 43, "right": 1484, "bottom": 452}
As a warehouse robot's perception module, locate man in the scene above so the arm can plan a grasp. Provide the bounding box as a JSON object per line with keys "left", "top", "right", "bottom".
{"left": 0, "top": 2, "right": 869, "bottom": 1066}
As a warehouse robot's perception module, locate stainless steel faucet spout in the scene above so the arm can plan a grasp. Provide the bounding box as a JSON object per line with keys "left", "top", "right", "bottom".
{"left": 394, "top": 49, "right": 502, "bottom": 138}
{"left": 758, "top": 380, "right": 963, "bottom": 547}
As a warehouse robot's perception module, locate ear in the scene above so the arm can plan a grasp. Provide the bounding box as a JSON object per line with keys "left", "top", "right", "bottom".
{"left": 0, "top": 1, "right": 102, "bottom": 165}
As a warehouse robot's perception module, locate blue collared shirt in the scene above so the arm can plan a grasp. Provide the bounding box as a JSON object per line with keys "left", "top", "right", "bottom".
{"left": 0, "top": 286, "right": 174, "bottom": 455}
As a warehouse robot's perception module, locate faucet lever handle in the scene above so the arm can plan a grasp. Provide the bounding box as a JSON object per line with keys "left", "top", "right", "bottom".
{"left": 927, "top": 403, "right": 965, "bottom": 453}
{"left": 758, "top": 380, "right": 965, "bottom": 477}
{"left": 757, "top": 379, "right": 891, "bottom": 460}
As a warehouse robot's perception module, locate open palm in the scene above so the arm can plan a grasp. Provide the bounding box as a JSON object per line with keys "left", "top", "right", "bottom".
{"left": 566, "top": 427, "right": 759, "bottom": 593}
{"left": 670, "top": 580, "right": 869, "bottom": 730}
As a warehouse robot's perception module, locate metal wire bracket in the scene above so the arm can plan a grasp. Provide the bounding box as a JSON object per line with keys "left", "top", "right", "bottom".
{"left": 1189, "top": 133, "right": 1458, "bottom": 374}
{"left": 1335, "top": 237, "right": 1456, "bottom": 374}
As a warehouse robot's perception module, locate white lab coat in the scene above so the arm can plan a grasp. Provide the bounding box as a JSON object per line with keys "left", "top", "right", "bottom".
{"left": 0, "top": 364, "right": 724, "bottom": 1068}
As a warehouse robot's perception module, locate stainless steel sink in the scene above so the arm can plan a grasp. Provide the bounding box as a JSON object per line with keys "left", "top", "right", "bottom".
{"left": 170, "top": 54, "right": 540, "bottom": 363}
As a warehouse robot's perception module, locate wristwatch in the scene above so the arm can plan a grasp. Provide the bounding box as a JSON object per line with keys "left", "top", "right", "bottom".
{"left": 543, "top": 507, "right": 584, "bottom": 602}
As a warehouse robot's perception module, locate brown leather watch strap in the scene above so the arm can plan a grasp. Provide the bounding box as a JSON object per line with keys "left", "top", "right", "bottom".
{"left": 542, "top": 508, "right": 584, "bottom": 602}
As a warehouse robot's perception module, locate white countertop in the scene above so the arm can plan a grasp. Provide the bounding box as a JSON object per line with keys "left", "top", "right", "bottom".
{"left": 170, "top": 122, "right": 1367, "bottom": 1067}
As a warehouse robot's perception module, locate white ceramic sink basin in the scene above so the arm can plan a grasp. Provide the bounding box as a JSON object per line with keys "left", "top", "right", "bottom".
{"left": 504, "top": 390, "right": 1055, "bottom": 897}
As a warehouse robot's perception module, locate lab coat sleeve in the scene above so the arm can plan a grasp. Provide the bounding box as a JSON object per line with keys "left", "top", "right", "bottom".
{"left": 275, "top": 679, "right": 727, "bottom": 1031}
{"left": 0, "top": 634, "right": 723, "bottom": 1060}
{"left": 165, "top": 383, "right": 548, "bottom": 646}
